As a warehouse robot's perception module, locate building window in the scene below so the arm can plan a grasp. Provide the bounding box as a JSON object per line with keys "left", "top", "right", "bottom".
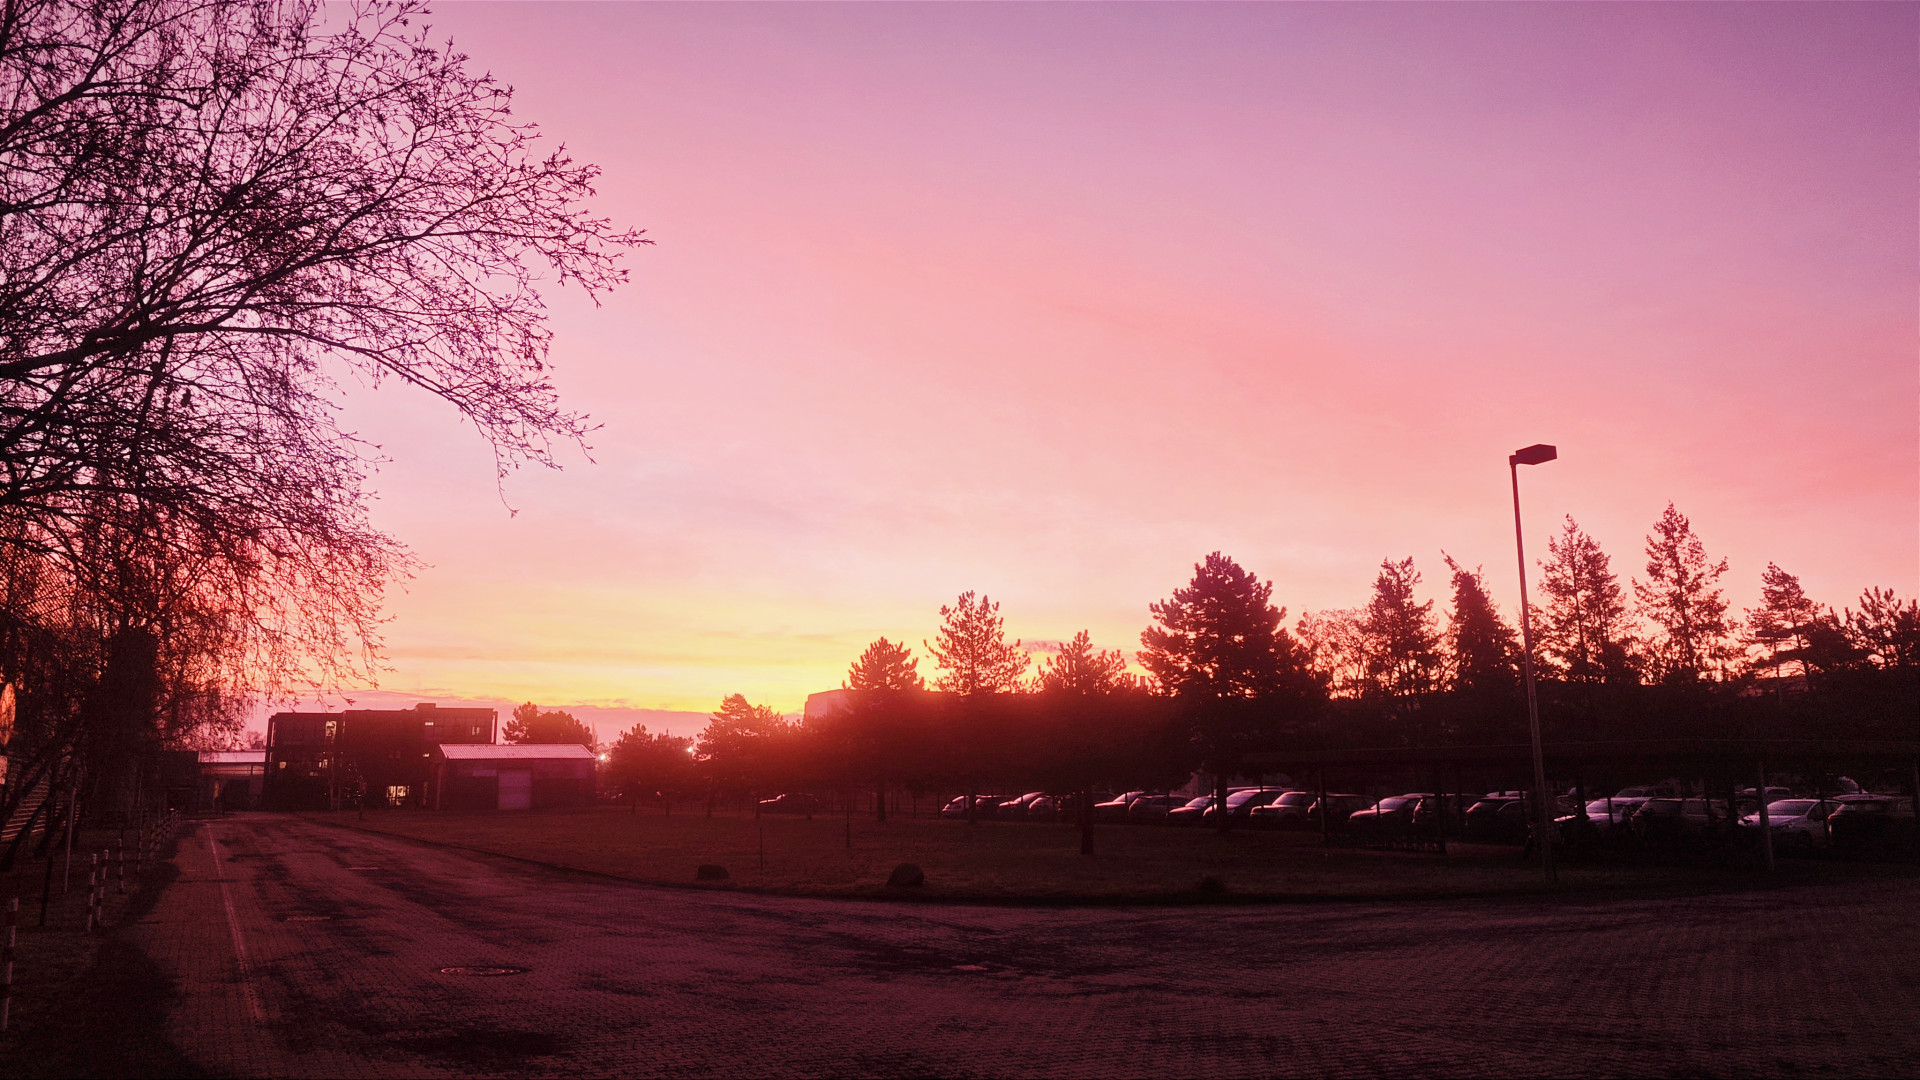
{"left": 387, "top": 785, "right": 409, "bottom": 803}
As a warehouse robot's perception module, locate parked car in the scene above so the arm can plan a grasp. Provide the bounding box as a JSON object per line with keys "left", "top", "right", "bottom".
{"left": 997, "top": 792, "right": 1050, "bottom": 817}
{"left": 1124, "top": 794, "right": 1181, "bottom": 823}
{"left": 1024, "top": 795, "right": 1060, "bottom": 818}
{"left": 1202, "top": 787, "right": 1292, "bottom": 825}
{"left": 1244, "top": 791, "right": 1315, "bottom": 829}
{"left": 1463, "top": 797, "right": 1526, "bottom": 843}
{"left": 1826, "top": 796, "right": 1917, "bottom": 856}
{"left": 1094, "top": 792, "right": 1147, "bottom": 821}
{"left": 940, "top": 794, "right": 1008, "bottom": 820}
{"left": 757, "top": 793, "right": 819, "bottom": 815}
{"left": 1632, "top": 797, "right": 1731, "bottom": 848}
{"left": 1165, "top": 796, "right": 1215, "bottom": 827}
{"left": 1349, "top": 794, "right": 1433, "bottom": 835}
{"left": 1740, "top": 798, "right": 1841, "bottom": 853}
{"left": 1303, "top": 794, "right": 1371, "bottom": 832}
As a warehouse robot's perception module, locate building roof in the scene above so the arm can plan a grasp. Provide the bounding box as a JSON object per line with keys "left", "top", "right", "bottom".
{"left": 434, "top": 743, "right": 596, "bottom": 761}
{"left": 199, "top": 750, "right": 267, "bottom": 765}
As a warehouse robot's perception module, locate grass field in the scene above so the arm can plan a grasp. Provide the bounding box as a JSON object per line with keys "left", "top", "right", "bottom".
{"left": 307, "top": 805, "right": 1886, "bottom": 902}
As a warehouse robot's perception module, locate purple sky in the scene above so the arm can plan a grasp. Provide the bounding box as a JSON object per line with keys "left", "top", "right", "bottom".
{"left": 279, "top": 3, "right": 1917, "bottom": 738}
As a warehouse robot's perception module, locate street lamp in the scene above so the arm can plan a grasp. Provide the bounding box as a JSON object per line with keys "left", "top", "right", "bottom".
{"left": 1509, "top": 443, "right": 1557, "bottom": 886}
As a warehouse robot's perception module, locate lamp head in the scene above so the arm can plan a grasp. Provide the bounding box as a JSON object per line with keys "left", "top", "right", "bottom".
{"left": 1511, "top": 444, "right": 1557, "bottom": 467}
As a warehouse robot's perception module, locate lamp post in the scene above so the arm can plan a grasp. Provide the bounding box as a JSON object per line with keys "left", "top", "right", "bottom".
{"left": 1509, "top": 443, "right": 1557, "bottom": 886}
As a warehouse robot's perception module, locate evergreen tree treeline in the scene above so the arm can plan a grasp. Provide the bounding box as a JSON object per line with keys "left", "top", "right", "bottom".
{"left": 670, "top": 508, "right": 1916, "bottom": 807}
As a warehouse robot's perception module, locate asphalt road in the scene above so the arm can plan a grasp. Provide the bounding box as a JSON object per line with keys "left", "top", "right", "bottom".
{"left": 130, "top": 815, "right": 1920, "bottom": 1078}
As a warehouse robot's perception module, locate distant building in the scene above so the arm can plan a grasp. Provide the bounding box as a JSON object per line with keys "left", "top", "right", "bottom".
{"left": 427, "top": 743, "right": 596, "bottom": 811}
{"left": 263, "top": 703, "right": 497, "bottom": 810}
{"left": 198, "top": 750, "right": 267, "bottom": 811}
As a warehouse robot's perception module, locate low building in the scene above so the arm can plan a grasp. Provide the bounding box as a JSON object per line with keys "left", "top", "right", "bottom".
{"left": 198, "top": 750, "right": 267, "bottom": 811}
{"left": 264, "top": 703, "right": 497, "bottom": 810}
{"left": 427, "top": 743, "right": 597, "bottom": 811}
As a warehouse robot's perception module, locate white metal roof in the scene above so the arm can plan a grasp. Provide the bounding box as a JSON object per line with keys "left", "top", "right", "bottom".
{"left": 200, "top": 751, "right": 267, "bottom": 764}
{"left": 434, "top": 743, "right": 596, "bottom": 761}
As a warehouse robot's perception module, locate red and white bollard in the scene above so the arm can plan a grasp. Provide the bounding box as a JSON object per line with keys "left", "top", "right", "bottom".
{"left": 2, "top": 897, "right": 17, "bottom": 1032}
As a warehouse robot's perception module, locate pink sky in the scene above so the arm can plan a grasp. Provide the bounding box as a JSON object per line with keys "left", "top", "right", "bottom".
{"left": 290, "top": 3, "right": 1917, "bottom": 738}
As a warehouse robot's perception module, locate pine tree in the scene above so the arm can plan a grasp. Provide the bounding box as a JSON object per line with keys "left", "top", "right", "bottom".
{"left": 1741, "top": 563, "right": 1824, "bottom": 681}
{"left": 1441, "top": 554, "right": 1518, "bottom": 693}
{"left": 1140, "top": 552, "right": 1317, "bottom": 832}
{"left": 695, "top": 694, "right": 790, "bottom": 803}
{"left": 1037, "top": 630, "right": 1133, "bottom": 694}
{"left": 505, "top": 702, "right": 594, "bottom": 745}
{"left": 607, "top": 724, "right": 693, "bottom": 813}
{"left": 1536, "top": 516, "right": 1636, "bottom": 683}
{"left": 1140, "top": 553, "right": 1306, "bottom": 700}
{"left": 926, "top": 592, "right": 1030, "bottom": 695}
{"left": 1844, "top": 587, "right": 1920, "bottom": 669}
{"left": 1634, "top": 503, "right": 1735, "bottom": 682}
{"left": 844, "top": 637, "right": 925, "bottom": 691}
{"left": 1359, "top": 557, "right": 1440, "bottom": 698}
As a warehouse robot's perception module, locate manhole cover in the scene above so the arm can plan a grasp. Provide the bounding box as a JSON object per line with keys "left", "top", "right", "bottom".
{"left": 438, "top": 966, "right": 528, "bottom": 977}
{"left": 284, "top": 915, "right": 332, "bottom": 922}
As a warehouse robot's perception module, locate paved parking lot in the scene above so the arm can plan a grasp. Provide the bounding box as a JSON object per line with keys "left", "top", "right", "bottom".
{"left": 131, "top": 815, "right": 1920, "bottom": 1078}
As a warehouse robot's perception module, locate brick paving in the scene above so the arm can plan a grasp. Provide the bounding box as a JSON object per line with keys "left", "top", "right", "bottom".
{"left": 130, "top": 815, "right": 1920, "bottom": 1078}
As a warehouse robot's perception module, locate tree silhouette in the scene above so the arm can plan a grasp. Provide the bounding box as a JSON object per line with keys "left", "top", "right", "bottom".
{"left": 606, "top": 724, "right": 693, "bottom": 813}
{"left": 844, "top": 637, "right": 925, "bottom": 691}
{"left": 1037, "top": 630, "right": 1133, "bottom": 694}
{"left": 1360, "top": 557, "right": 1440, "bottom": 699}
{"left": 1741, "top": 564, "right": 1826, "bottom": 681}
{"left": 1537, "top": 516, "right": 1637, "bottom": 683}
{"left": 1034, "top": 629, "right": 1143, "bottom": 853}
{"left": 927, "top": 592, "right": 1029, "bottom": 695}
{"left": 1441, "top": 554, "right": 1518, "bottom": 693}
{"left": 505, "top": 703, "right": 593, "bottom": 745}
{"left": 1295, "top": 609, "right": 1367, "bottom": 698}
{"left": 695, "top": 694, "right": 791, "bottom": 810}
{"left": 1140, "top": 552, "right": 1317, "bottom": 831}
{"left": 1844, "top": 587, "right": 1920, "bottom": 670}
{"left": 1634, "top": 504, "right": 1735, "bottom": 682}
{"left": 0, "top": 0, "right": 638, "bottom": 825}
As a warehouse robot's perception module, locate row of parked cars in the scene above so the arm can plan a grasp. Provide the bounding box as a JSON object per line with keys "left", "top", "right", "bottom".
{"left": 936, "top": 788, "right": 1475, "bottom": 833}
{"left": 1546, "top": 788, "right": 1917, "bottom": 855}
{"left": 772, "top": 783, "right": 1917, "bottom": 857}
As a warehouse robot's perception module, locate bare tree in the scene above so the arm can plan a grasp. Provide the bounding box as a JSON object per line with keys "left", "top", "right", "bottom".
{"left": 1295, "top": 608, "right": 1367, "bottom": 698}
{"left": 0, "top": 0, "right": 641, "bottom": 817}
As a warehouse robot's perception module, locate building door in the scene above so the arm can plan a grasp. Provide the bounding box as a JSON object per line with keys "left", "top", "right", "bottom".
{"left": 498, "top": 770, "right": 532, "bottom": 810}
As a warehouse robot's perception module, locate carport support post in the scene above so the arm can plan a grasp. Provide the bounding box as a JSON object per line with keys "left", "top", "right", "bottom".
{"left": 1757, "top": 762, "right": 1774, "bottom": 872}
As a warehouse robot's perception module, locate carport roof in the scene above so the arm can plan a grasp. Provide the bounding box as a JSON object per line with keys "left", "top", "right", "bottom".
{"left": 434, "top": 743, "right": 596, "bottom": 760}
